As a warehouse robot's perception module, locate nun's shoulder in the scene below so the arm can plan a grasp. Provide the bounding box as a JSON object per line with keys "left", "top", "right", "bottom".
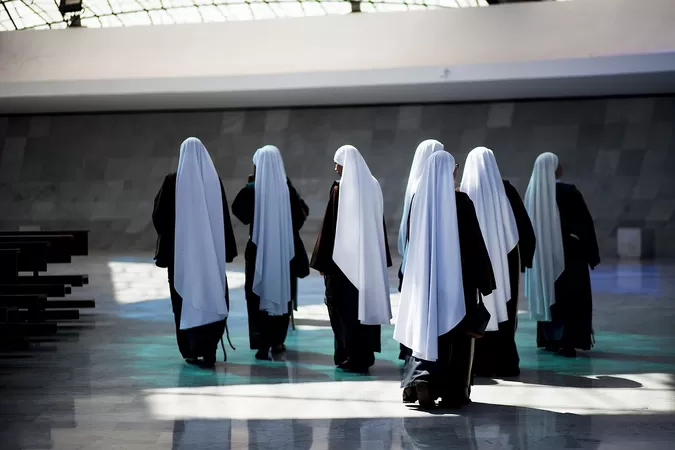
{"left": 164, "top": 172, "right": 177, "bottom": 186}
{"left": 455, "top": 190, "right": 474, "bottom": 207}
{"left": 502, "top": 179, "right": 520, "bottom": 196}
{"left": 556, "top": 181, "right": 578, "bottom": 195}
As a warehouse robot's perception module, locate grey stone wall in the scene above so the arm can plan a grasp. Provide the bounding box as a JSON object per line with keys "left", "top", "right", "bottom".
{"left": 1, "top": 95, "right": 674, "bottom": 258}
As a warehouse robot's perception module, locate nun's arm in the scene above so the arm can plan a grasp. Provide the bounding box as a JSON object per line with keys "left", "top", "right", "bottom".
{"left": 504, "top": 181, "right": 536, "bottom": 271}
{"left": 152, "top": 174, "right": 175, "bottom": 235}
{"left": 220, "top": 179, "right": 238, "bottom": 263}
{"left": 383, "top": 218, "right": 393, "bottom": 268}
{"left": 462, "top": 194, "right": 497, "bottom": 296}
{"left": 231, "top": 184, "right": 253, "bottom": 225}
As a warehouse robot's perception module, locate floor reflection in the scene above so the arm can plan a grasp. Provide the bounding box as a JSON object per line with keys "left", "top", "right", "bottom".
{"left": 1, "top": 256, "right": 674, "bottom": 449}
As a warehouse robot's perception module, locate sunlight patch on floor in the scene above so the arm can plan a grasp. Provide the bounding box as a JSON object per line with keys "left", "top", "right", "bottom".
{"left": 108, "top": 261, "right": 246, "bottom": 304}
{"left": 142, "top": 373, "right": 675, "bottom": 421}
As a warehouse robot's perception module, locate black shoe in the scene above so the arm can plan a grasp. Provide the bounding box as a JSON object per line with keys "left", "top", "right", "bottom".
{"left": 202, "top": 355, "right": 216, "bottom": 367}
{"left": 272, "top": 344, "right": 286, "bottom": 354}
{"left": 185, "top": 357, "right": 200, "bottom": 366}
{"left": 338, "top": 358, "right": 369, "bottom": 374}
{"left": 255, "top": 348, "right": 272, "bottom": 361}
{"left": 402, "top": 387, "right": 417, "bottom": 404}
{"left": 415, "top": 383, "right": 435, "bottom": 410}
{"left": 544, "top": 343, "right": 561, "bottom": 352}
{"left": 559, "top": 347, "right": 577, "bottom": 358}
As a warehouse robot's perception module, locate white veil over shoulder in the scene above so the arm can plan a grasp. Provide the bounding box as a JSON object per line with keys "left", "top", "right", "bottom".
{"left": 333, "top": 145, "right": 392, "bottom": 326}
{"left": 524, "top": 152, "right": 564, "bottom": 322}
{"left": 174, "top": 137, "right": 228, "bottom": 329}
{"left": 460, "top": 147, "right": 518, "bottom": 331}
{"left": 251, "top": 145, "right": 295, "bottom": 316}
{"left": 398, "top": 139, "right": 445, "bottom": 260}
{"left": 394, "top": 151, "right": 465, "bottom": 362}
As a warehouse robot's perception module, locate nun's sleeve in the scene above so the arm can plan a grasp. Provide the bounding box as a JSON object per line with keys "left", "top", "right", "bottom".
{"left": 383, "top": 218, "right": 393, "bottom": 268}
{"left": 288, "top": 179, "right": 309, "bottom": 231}
{"left": 231, "top": 184, "right": 254, "bottom": 225}
{"left": 570, "top": 186, "right": 600, "bottom": 269}
{"left": 220, "top": 179, "right": 238, "bottom": 263}
{"left": 458, "top": 192, "right": 496, "bottom": 297}
{"left": 504, "top": 181, "right": 536, "bottom": 271}
{"left": 310, "top": 182, "right": 339, "bottom": 274}
{"left": 152, "top": 174, "right": 175, "bottom": 236}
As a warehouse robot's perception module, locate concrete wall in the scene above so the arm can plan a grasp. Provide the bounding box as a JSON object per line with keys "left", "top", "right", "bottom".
{"left": 2, "top": 95, "right": 675, "bottom": 258}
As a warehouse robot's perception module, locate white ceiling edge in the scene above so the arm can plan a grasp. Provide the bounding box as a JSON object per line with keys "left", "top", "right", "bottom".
{"left": 1, "top": 54, "right": 675, "bottom": 114}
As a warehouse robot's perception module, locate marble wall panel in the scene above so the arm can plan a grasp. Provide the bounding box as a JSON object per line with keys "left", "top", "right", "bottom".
{"left": 1, "top": 94, "right": 674, "bottom": 258}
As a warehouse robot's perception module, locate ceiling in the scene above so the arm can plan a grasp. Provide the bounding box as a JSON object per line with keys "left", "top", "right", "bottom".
{"left": 0, "top": 0, "right": 496, "bottom": 31}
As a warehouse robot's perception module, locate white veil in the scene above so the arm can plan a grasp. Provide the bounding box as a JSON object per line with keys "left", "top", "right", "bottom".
{"left": 460, "top": 146, "right": 518, "bottom": 331}
{"left": 174, "top": 137, "right": 228, "bottom": 329}
{"left": 394, "top": 151, "right": 465, "bottom": 362}
{"left": 251, "top": 145, "right": 295, "bottom": 316}
{"left": 524, "top": 152, "right": 564, "bottom": 322}
{"left": 333, "top": 145, "right": 392, "bottom": 326}
{"left": 398, "top": 139, "right": 445, "bottom": 261}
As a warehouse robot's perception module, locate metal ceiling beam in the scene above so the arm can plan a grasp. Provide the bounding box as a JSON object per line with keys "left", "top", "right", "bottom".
{"left": 2, "top": 1, "right": 18, "bottom": 30}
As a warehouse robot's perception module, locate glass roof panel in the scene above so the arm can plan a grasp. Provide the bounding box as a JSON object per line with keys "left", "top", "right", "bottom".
{"left": 0, "top": 0, "right": 504, "bottom": 31}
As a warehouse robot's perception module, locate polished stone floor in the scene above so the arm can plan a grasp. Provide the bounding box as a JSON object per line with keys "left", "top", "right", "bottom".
{"left": 1, "top": 254, "right": 674, "bottom": 449}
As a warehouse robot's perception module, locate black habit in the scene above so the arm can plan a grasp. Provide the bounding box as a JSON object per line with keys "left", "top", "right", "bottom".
{"left": 231, "top": 178, "right": 310, "bottom": 354}
{"left": 152, "top": 173, "right": 238, "bottom": 364}
{"left": 399, "top": 191, "right": 496, "bottom": 406}
{"left": 538, "top": 182, "right": 600, "bottom": 352}
{"left": 472, "top": 180, "right": 536, "bottom": 377}
{"left": 310, "top": 181, "right": 393, "bottom": 371}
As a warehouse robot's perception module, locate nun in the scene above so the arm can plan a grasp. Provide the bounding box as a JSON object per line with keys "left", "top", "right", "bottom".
{"left": 310, "top": 145, "right": 393, "bottom": 373}
{"left": 232, "top": 145, "right": 310, "bottom": 361}
{"left": 525, "top": 152, "right": 600, "bottom": 357}
{"left": 460, "top": 147, "right": 536, "bottom": 377}
{"left": 396, "top": 139, "right": 445, "bottom": 360}
{"left": 395, "top": 151, "right": 495, "bottom": 409}
{"left": 152, "top": 137, "right": 238, "bottom": 367}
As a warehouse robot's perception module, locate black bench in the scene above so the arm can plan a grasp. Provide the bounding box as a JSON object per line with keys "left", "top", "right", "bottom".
{"left": 0, "top": 230, "right": 88, "bottom": 256}
{"left": 0, "top": 229, "right": 93, "bottom": 347}
{"left": 0, "top": 235, "right": 73, "bottom": 264}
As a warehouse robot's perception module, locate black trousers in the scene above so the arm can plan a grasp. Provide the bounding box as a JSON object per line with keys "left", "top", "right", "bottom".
{"left": 168, "top": 267, "right": 225, "bottom": 362}
{"left": 324, "top": 272, "right": 380, "bottom": 368}
{"left": 401, "top": 329, "right": 475, "bottom": 403}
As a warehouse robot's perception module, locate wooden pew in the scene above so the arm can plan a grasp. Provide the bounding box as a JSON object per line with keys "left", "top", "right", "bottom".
{"left": 0, "top": 235, "right": 73, "bottom": 264}
{"left": 0, "top": 229, "right": 93, "bottom": 346}
{"left": 17, "top": 274, "right": 89, "bottom": 287}
{"left": 0, "top": 284, "right": 72, "bottom": 297}
{"left": 0, "top": 248, "right": 19, "bottom": 283}
{"left": 0, "top": 295, "right": 96, "bottom": 310}
{"left": 0, "top": 230, "right": 89, "bottom": 256}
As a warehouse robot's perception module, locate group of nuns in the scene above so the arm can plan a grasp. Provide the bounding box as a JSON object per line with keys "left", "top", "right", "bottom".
{"left": 152, "top": 136, "right": 600, "bottom": 409}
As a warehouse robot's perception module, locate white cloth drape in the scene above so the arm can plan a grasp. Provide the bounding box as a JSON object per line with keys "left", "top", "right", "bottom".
{"left": 524, "top": 152, "right": 565, "bottom": 322}
{"left": 397, "top": 139, "right": 445, "bottom": 263}
{"left": 460, "top": 146, "right": 519, "bottom": 331}
{"left": 251, "top": 145, "right": 295, "bottom": 316}
{"left": 174, "top": 137, "right": 228, "bottom": 330}
{"left": 333, "top": 145, "right": 392, "bottom": 326}
{"left": 394, "top": 151, "right": 465, "bottom": 362}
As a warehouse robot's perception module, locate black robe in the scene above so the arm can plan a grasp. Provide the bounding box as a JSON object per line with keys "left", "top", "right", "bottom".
{"left": 473, "top": 180, "right": 536, "bottom": 377}
{"left": 231, "top": 178, "right": 309, "bottom": 351}
{"left": 538, "top": 182, "right": 600, "bottom": 351}
{"left": 399, "top": 191, "right": 496, "bottom": 404}
{"left": 152, "top": 173, "right": 238, "bottom": 362}
{"left": 310, "top": 181, "right": 393, "bottom": 369}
